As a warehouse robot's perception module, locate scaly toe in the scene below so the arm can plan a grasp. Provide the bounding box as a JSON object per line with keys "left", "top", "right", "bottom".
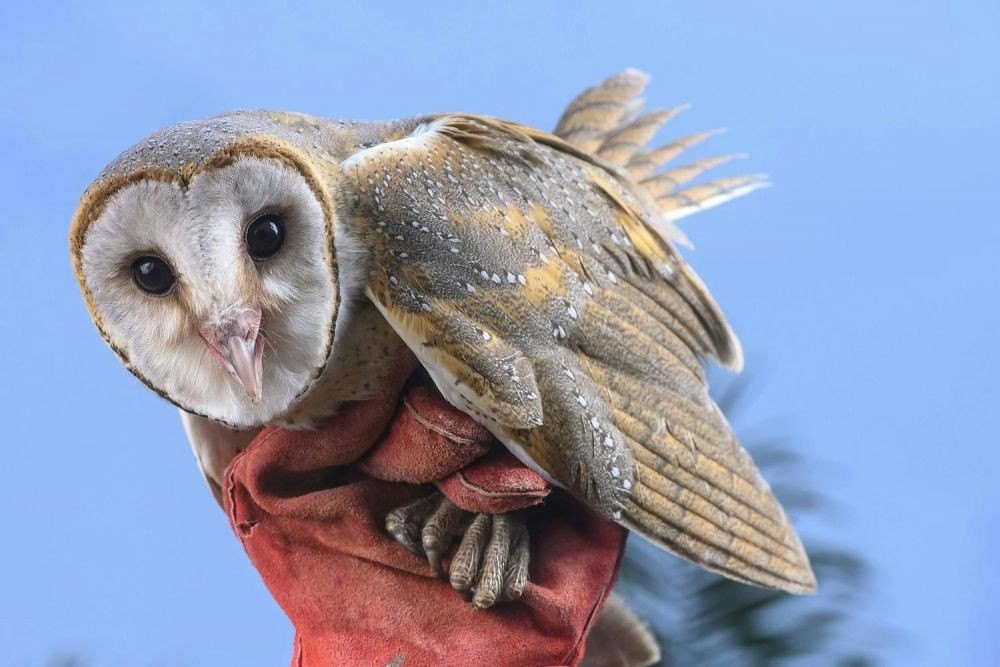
{"left": 385, "top": 493, "right": 440, "bottom": 557}
{"left": 450, "top": 513, "right": 492, "bottom": 594}
{"left": 421, "top": 497, "right": 469, "bottom": 578}
{"left": 472, "top": 514, "right": 514, "bottom": 609}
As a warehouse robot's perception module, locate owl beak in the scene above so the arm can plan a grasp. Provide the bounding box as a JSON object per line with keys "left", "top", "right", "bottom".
{"left": 200, "top": 310, "right": 265, "bottom": 404}
{"left": 225, "top": 334, "right": 264, "bottom": 404}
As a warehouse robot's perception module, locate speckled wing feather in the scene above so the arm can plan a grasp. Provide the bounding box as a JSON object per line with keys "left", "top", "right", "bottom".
{"left": 340, "top": 112, "right": 815, "bottom": 594}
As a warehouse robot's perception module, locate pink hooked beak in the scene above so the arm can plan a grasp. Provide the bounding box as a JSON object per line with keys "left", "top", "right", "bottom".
{"left": 200, "top": 309, "right": 265, "bottom": 404}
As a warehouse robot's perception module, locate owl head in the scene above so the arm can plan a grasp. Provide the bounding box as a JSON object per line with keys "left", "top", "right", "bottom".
{"left": 70, "top": 112, "right": 357, "bottom": 428}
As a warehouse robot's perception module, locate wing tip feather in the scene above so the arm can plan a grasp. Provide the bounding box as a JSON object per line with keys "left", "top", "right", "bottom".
{"left": 624, "top": 514, "right": 818, "bottom": 595}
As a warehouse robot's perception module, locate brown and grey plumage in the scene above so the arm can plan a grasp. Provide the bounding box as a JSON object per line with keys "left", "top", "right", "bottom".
{"left": 71, "top": 69, "right": 814, "bottom": 599}
{"left": 344, "top": 107, "right": 810, "bottom": 593}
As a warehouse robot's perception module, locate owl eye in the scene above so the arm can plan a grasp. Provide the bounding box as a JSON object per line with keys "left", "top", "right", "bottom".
{"left": 130, "top": 256, "right": 176, "bottom": 296}
{"left": 245, "top": 213, "right": 286, "bottom": 261}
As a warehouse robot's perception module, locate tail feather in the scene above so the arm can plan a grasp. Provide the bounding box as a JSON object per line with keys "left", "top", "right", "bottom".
{"left": 554, "top": 69, "right": 650, "bottom": 153}
{"left": 641, "top": 154, "right": 742, "bottom": 198}
{"left": 595, "top": 106, "right": 685, "bottom": 166}
{"left": 659, "top": 175, "right": 770, "bottom": 222}
{"left": 626, "top": 128, "right": 725, "bottom": 180}
{"left": 554, "top": 70, "right": 766, "bottom": 224}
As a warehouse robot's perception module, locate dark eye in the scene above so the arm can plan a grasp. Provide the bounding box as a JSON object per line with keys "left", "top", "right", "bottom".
{"left": 245, "top": 212, "right": 286, "bottom": 261}
{"left": 130, "top": 256, "right": 175, "bottom": 296}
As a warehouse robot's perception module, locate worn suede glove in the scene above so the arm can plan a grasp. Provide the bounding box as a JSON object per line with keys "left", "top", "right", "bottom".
{"left": 224, "top": 372, "right": 628, "bottom": 666}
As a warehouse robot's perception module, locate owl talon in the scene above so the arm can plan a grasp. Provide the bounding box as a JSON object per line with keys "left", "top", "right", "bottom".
{"left": 449, "top": 511, "right": 529, "bottom": 609}
{"left": 502, "top": 524, "right": 530, "bottom": 602}
{"left": 471, "top": 513, "right": 530, "bottom": 609}
{"left": 421, "top": 496, "right": 471, "bottom": 578}
{"left": 385, "top": 493, "right": 441, "bottom": 558}
{"left": 449, "top": 513, "right": 492, "bottom": 593}
{"left": 385, "top": 493, "right": 530, "bottom": 608}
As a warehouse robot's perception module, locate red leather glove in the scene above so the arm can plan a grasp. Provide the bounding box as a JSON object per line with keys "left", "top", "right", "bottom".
{"left": 357, "top": 383, "right": 552, "bottom": 514}
{"left": 224, "top": 371, "right": 627, "bottom": 666}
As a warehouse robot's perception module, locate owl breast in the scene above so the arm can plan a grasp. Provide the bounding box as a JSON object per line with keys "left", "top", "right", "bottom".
{"left": 279, "top": 301, "right": 412, "bottom": 428}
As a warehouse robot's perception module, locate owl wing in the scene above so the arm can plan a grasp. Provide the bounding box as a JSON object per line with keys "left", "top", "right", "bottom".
{"left": 340, "top": 111, "right": 815, "bottom": 594}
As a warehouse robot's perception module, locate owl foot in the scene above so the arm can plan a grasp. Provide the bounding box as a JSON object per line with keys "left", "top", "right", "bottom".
{"left": 385, "top": 492, "right": 530, "bottom": 609}
{"left": 450, "top": 510, "right": 530, "bottom": 609}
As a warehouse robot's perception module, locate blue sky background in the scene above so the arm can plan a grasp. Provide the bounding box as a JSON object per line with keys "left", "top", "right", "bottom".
{"left": 1, "top": 1, "right": 997, "bottom": 665}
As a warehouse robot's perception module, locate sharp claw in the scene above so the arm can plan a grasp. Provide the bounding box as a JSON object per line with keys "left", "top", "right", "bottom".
{"left": 421, "top": 497, "right": 469, "bottom": 579}
{"left": 385, "top": 494, "right": 441, "bottom": 557}
{"left": 502, "top": 526, "right": 530, "bottom": 601}
{"left": 386, "top": 498, "right": 532, "bottom": 609}
{"left": 426, "top": 546, "right": 446, "bottom": 579}
{"left": 472, "top": 589, "right": 499, "bottom": 609}
{"left": 386, "top": 523, "right": 425, "bottom": 557}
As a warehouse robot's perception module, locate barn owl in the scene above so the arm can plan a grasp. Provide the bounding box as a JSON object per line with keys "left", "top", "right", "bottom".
{"left": 71, "top": 70, "right": 816, "bottom": 609}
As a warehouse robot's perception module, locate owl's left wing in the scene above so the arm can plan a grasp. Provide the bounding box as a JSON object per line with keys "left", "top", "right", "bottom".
{"left": 340, "top": 116, "right": 639, "bottom": 505}
{"left": 340, "top": 115, "right": 815, "bottom": 594}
